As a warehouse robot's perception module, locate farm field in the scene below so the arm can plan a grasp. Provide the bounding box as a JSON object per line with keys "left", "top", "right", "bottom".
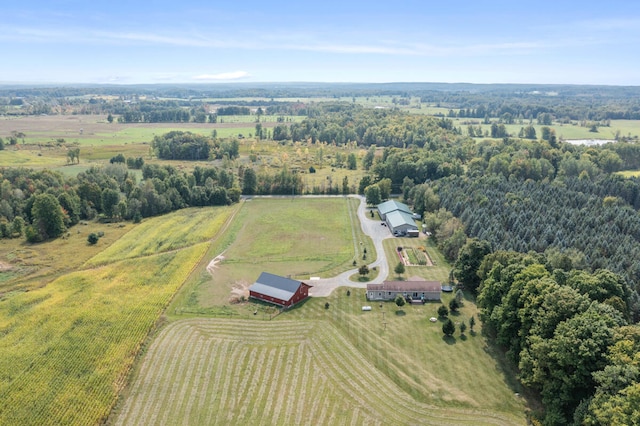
{"left": 115, "top": 303, "right": 527, "bottom": 425}
{"left": 85, "top": 205, "right": 238, "bottom": 266}
{"left": 0, "top": 243, "right": 209, "bottom": 426}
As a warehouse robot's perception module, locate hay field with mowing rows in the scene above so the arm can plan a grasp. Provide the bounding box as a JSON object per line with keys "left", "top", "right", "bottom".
{"left": 114, "top": 318, "right": 526, "bottom": 426}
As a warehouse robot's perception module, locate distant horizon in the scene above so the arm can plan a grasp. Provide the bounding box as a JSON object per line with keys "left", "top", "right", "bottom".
{"left": 1, "top": 80, "right": 639, "bottom": 88}
{"left": 3, "top": 1, "right": 640, "bottom": 86}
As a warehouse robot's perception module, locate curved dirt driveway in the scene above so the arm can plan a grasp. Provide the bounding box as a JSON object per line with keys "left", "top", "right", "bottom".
{"left": 308, "top": 195, "right": 393, "bottom": 297}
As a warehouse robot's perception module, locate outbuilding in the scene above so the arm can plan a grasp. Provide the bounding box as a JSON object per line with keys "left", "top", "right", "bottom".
{"left": 377, "top": 200, "right": 412, "bottom": 220}
{"left": 386, "top": 210, "right": 419, "bottom": 236}
{"left": 249, "top": 272, "right": 312, "bottom": 308}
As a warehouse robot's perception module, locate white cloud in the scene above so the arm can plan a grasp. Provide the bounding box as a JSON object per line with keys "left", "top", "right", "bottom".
{"left": 193, "top": 71, "right": 251, "bottom": 81}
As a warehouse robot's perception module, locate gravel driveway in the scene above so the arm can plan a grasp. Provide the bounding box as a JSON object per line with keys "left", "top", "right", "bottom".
{"left": 308, "top": 195, "right": 392, "bottom": 297}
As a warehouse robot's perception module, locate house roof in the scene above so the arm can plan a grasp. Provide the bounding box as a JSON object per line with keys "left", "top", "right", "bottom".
{"left": 377, "top": 200, "right": 412, "bottom": 216}
{"left": 249, "top": 272, "right": 309, "bottom": 302}
{"left": 386, "top": 210, "right": 417, "bottom": 230}
{"left": 367, "top": 279, "right": 441, "bottom": 293}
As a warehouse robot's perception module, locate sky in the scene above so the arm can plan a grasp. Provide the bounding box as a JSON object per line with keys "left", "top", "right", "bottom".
{"left": 2, "top": 0, "right": 640, "bottom": 86}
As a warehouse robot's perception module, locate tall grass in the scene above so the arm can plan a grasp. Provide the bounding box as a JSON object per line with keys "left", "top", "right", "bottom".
{"left": 0, "top": 243, "right": 208, "bottom": 426}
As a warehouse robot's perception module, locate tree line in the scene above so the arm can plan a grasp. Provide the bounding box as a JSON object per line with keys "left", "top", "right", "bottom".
{"left": 0, "top": 163, "right": 239, "bottom": 242}
{"left": 452, "top": 246, "right": 639, "bottom": 425}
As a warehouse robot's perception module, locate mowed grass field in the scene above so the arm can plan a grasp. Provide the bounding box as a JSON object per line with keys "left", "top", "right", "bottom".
{"left": 115, "top": 293, "right": 527, "bottom": 426}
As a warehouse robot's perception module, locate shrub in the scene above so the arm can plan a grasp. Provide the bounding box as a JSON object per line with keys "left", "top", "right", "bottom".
{"left": 87, "top": 233, "right": 99, "bottom": 245}
{"left": 437, "top": 305, "right": 449, "bottom": 317}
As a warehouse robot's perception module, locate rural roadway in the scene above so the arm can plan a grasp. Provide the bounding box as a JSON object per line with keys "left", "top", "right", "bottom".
{"left": 308, "top": 195, "right": 393, "bottom": 297}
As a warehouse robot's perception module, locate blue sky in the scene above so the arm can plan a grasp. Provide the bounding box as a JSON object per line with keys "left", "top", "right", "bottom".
{"left": 2, "top": 0, "right": 640, "bottom": 85}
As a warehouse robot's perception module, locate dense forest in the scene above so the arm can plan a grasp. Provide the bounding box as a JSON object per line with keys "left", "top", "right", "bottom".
{"left": 2, "top": 85, "right": 640, "bottom": 424}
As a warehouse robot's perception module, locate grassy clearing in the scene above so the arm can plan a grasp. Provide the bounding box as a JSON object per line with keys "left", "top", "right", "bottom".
{"left": 221, "top": 197, "right": 353, "bottom": 275}
{"left": 0, "top": 243, "right": 208, "bottom": 426}
{"left": 0, "top": 221, "right": 135, "bottom": 294}
{"left": 85, "top": 206, "right": 237, "bottom": 267}
{"left": 173, "top": 197, "right": 358, "bottom": 312}
{"left": 114, "top": 317, "right": 526, "bottom": 426}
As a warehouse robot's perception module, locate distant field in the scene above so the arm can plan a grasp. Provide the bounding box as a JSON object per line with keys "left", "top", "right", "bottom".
{"left": 0, "top": 114, "right": 290, "bottom": 147}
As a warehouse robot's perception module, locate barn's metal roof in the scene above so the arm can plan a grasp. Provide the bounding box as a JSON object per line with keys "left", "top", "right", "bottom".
{"left": 377, "top": 200, "right": 412, "bottom": 216}
{"left": 249, "top": 272, "right": 307, "bottom": 301}
{"left": 386, "top": 210, "right": 417, "bottom": 230}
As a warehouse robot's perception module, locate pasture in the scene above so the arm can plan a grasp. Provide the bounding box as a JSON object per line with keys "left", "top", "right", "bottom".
{"left": 175, "top": 197, "right": 366, "bottom": 313}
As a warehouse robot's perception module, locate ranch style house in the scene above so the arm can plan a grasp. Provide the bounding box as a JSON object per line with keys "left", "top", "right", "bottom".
{"left": 249, "top": 272, "right": 312, "bottom": 308}
{"left": 366, "top": 276, "right": 441, "bottom": 302}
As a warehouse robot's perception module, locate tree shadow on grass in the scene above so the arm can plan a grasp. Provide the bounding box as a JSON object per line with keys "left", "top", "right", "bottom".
{"left": 459, "top": 334, "right": 468, "bottom": 341}
{"left": 395, "top": 310, "right": 406, "bottom": 316}
{"left": 442, "top": 335, "right": 456, "bottom": 345}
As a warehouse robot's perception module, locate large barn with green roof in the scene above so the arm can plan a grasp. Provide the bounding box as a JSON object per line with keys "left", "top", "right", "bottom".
{"left": 377, "top": 200, "right": 419, "bottom": 236}
{"left": 377, "top": 200, "right": 412, "bottom": 220}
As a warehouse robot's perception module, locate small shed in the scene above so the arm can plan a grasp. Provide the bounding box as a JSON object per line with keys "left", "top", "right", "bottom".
{"left": 249, "top": 272, "right": 312, "bottom": 308}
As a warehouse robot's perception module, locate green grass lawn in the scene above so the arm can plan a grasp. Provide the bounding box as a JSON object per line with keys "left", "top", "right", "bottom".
{"left": 281, "top": 288, "right": 528, "bottom": 419}
{"left": 384, "top": 237, "right": 450, "bottom": 283}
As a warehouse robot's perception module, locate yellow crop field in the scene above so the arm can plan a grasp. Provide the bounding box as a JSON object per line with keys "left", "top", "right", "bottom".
{"left": 0, "top": 242, "right": 208, "bottom": 426}
{"left": 86, "top": 206, "right": 235, "bottom": 266}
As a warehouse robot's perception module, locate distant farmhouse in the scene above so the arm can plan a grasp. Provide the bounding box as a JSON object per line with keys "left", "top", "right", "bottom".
{"left": 377, "top": 200, "right": 419, "bottom": 237}
{"left": 249, "top": 272, "right": 312, "bottom": 308}
{"left": 366, "top": 276, "right": 441, "bottom": 302}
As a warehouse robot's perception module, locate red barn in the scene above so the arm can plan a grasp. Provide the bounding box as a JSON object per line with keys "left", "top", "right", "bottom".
{"left": 249, "top": 272, "right": 312, "bottom": 308}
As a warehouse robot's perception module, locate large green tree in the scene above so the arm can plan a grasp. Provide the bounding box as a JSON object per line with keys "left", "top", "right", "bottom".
{"left": 31, "top": 193, "right": 66, "bottom": 240}
{"left": 454, "top": 238, "right": 492, "bottom": 293}
{"left": 365, "top": 184, "right": 382, "bottom": 206}
{"left": 242, "top": 168, "right": 257, "bottom": 195}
